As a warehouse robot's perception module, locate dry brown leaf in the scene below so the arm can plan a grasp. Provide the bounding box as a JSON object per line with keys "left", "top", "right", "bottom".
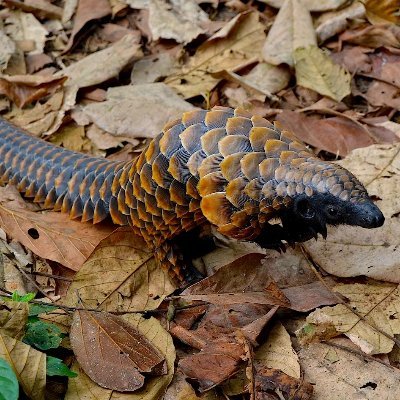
{"left": 259, "top": 0, "right": 348, "bottom": 12}
{"left": 299, "top": 282, "right": 400, "bottom": 355}
{"left": 182, "top": 254, "right": 291, "bottom": 307}
{"left": 364, "top": 81, "right": 400, "bottom": 109}
{"left": 299, "top": 338, "right": 400, "bottom": 399}
{"left": 0, "top": 332, "right": 46, "bottom": 400}
{"left": 340, "top": 25, "right": 400, "bottom": 49}
{"left": 364, "top": 0, "right": 400, "bottom": 25}
{"left": 294, "top": 46, "right": 351, "bottom": 102}
{"left": 316, "top": 2, "right": 366, "bottom": 43}
{"left": 63, "top": 227, "right": 176, "bottom": 311}
{"left": 165, "top": 12, "right": 265, "bottom": 98}
{"left": 0, "top": 31, "right": 16, "bottom": 72}
{"left": 0, "top": 186, "right": 114, "bottom": 271}
{"left": 66, "top": 313, "right": 176, "bottom": 400}
{"left": 70, "top": 310, "right": 166, "bottom": 391}
{"left": 0, "top": 300, "right": 29, "bottom": 340}
{"left": 305, "top": 143, "right": 400, "bottom": 282}
{"left": 63, "top": 0, "right": 112, "bottom": 52}
{"left": 262, "top": 0, "right": 316, "bottom": 67}
{"left": 276, "top": 111, "right": 374, "bottom": 156}
{"left": 49, "top": 124, "right": 90, "bottom": 152}
{"left": 148, "top": 0, "right": 209, "bottom": 44}
{"left": 0, "top": 74, "right": 66, "bottom": 108}
{"left": 4, "top": 0, "right": 63, "bottom": 20}
{"left": 83, "top": 83, "right": 196, "bottom": 138}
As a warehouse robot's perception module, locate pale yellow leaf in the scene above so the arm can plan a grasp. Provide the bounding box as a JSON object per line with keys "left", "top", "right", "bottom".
{"left": 262, "top": 0, "right": 316, "bottom": 67}
{"left": 66, "top": 314, "right": 175, "bottom": 400}
{"left": 294, "top": 45, "right": 351, "bottom": 101}
{"left": 255, "top": 321, "right": 300, "bottom": 378}
{"left": 63, "top": 227, "right": 176, "bottom": 311}
{"left": 165, "top": 12, "right": 265, "bottom": 98}
{"left": 305, "top": 143, "right": 400, "bottom": 282}
{"left": 0, "top": 332, "right": 46, "bottom": 400}
{"left": 299, "top": 339, "right": 400, "bottom": 399}
{"left": 299, "top": 283, "right": 400, "bottom": 354}
{"left": 0, "top": 300, "right": 29, "bottom": 340}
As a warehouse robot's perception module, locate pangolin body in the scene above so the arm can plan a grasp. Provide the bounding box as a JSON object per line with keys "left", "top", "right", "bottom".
{"left": 0, "top": 107, "right": 384, "bottom": 282}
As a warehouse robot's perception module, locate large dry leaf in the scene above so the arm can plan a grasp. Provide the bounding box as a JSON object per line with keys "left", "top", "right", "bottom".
{"left": 3, "top": 0, "right": 63, "bottom": 20}
{"left": 66, "top": 313, "right": 175, "bottom": 400}
{"left": 0, "top": 31, "right": 16, "bottom": 72}
{"left": 83, "top": 83, "right": 196, "bottom": 138}
{"left": 47, "top": 33, "right": 141, "bottom": 135}
{"left": 340, "top": 25, "right": 400, "bottom": 49}
{"left": 255, "top": 322, "right": 300, "bottom": 378}
{"left": 305, "top": 143, "right": 400, "bottom": 282}
{"left": 294, "top": 46, "right": 351, "bottom": 102}
{"left": 0, "top": 74, "right": 66, "bottom": 108}
{"left": 299, "top": 338, "right": 400, "bottom": 399}
{"left": 316, "top": 2, "right": 366, "bottom": 43}
{"left": 262, "top": 0, "right": 316, "bottom": 67}
{"left": 182, "top": 254, "right": 291, "bottom": 307}
{"left": 70, "top": 310, "right": 166, "bottom": 391}
{"left": 364, "top": 0, "right": 400, "bottom": 25}
{"left": 165, "top": 12, "right": 265, "bottom": 98}
{"left": 299, "top": 283, "right": 400, "bottom": 354}
{"left": 64, "top": 227, "right": 176, "bottom": 311}
{"left": 259, "top": 0, "right": 348, "bottom": 11}
{"left": 0, "top": 332, "right": 46, "bottom": 400}
{"left": 148, "top": 0, "right": 209, "bottom": 44}
{"left": 4, "top": 10, "right": 48, "bottom": 55}
{"left": 0, "top": 300, "right": 29, "bottom": 340}
{"left": 64, "top": 0, "right": 112, "bottom": 52}
{"left": 0, "top": 186, "right": 114, "bottom": 271}
{"left": 275, "top": 111, "right": 374, "bottom": 156}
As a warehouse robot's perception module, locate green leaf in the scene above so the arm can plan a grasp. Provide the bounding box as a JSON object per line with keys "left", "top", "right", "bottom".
{"left": 294, "top": 45, "right": 351, "bottom": 102}
{"left": 46, "top": 356, "right": 77, "bottom": 378}
{"left": 0, "top": 357, "right": 19, "bottom": 400}
{"left": 23, "top": 320, "right": 62, "bottom": 351}
{"left": 29, "top": 303, "right": 57, "bottom": 317}
{"left": 11, "top": 292, "right": 35, "bottom": 303}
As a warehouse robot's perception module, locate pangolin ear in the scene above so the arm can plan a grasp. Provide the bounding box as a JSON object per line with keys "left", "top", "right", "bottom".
{"left": 294, "top": 197, "right": 315, "bottom": 219}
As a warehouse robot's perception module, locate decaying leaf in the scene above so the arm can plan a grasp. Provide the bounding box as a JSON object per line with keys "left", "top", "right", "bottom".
{"left": 294, "top": 46, "right": 351, "bottom": 102}
{"left": 0, "top": 332, "right": 46, "bottom": 400}
{"left": 63, "top": 227, "right": 176, "bottom": 311}
{"left": 340, "top": 25, "right": 400, "bottom": 49}
{"left": 66, "top": 313, "right": 175, "bottom": 399}
{"left": 305, "top": 143, "right": 400, "bottom": 282}
{"left": 0, "top": 186, "right": 114, "bottom": 271}
{"left": 165, "top": 12, "right": 266, "bottom": 98}
{"left": 148, "top": 0, "right": 209, "bottom": 44}
{"left": 0, "top": 31, "right": 16, "bottom": 72}
{"left": 259, "top": 0, "right": 348, "bottom": 12}
{"left": 364, "top": 0, "right": 400, "bottom": 25}
{"left": 70, "top": 310, "right": 166, "bottom": 391}
{"left": 262, "top": 0, "right": 316, "bottom": 67}
{"left": 299, "top": 283, "right": 400, "bottom": 355}
{"left": 83, "top": 83, "right": 196, "bottom": 138}
{"left": 0, "top": 300, "right": 29, "bottom": 340}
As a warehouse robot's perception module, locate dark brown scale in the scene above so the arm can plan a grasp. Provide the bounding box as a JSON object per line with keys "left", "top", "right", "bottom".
{"left": 0, "top": 107, "right": 375, "bottom": 284}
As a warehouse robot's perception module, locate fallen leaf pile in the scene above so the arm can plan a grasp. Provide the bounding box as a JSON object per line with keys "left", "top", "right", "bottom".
{"left": 0, "top": 0, "right": 400, "bottom": 399}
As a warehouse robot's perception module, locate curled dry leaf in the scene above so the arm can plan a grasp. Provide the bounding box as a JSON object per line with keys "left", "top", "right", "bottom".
{"left": 0, "top": 75, "right": 67, "bottom": 108}
{"left": 262, "top": 0, "right": 316, "bottom": 67}
{"left": 66, "top": 313, "right": 176, "bottom": 400}
{"left": 276, "top": 110, "right": 374, "bottom": 156}
{"left": 148, "top": 0, "right": 209, "bottom": 44}
{"left": 298, "top": 283, "right": 400, "bottom": 355}
{"left": 63, "top": 0, "right": 112, "bottom": 52}
{"left": 305, "top": 143, "right": 400, "bottom": 282}
{"left": 294, "top": 46, "right": 351, "bottom": 102}
{"left": 63, "top": 227, "right": 176, "bottom": 311}
{"left": 70, "top": 310, "right": 166, "bottom": 391}
{"left": 0, "top": 186, "right": 114, "bottom": 271}
{"left": 165, "top": 12, "right": 265, "bottom": 98}
{"left": 83, "top": 83, "right": 196, "bottom": 138}
{"left": 0, "top": 332, "right": 46, "bottom": 400}
{"left": 0, "top": 300, "right": 29, "bottom": 340}
{"left": 299, "top": 338, "right": 400, "bottom": 399}
{"left": 339, "top": 25, "right": 400, "bottom": 49}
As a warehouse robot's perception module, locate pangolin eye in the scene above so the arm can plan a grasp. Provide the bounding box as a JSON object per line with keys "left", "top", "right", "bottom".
{"left": 327, "top": 206, "right": 338, "bottom": 217}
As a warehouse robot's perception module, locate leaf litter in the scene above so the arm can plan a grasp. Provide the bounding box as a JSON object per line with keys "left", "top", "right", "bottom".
{"left": 0, "top": 0, "right": 400, "bottom": 399}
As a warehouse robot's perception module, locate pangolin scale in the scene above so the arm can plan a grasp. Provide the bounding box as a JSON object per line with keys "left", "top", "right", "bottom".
{"left": 0, "top": 106, "right": 384, "bottom": 283}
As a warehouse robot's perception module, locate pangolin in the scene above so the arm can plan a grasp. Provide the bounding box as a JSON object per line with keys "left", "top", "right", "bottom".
{"left": 0, "top": 106, "right": 384, "bottom": 283}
